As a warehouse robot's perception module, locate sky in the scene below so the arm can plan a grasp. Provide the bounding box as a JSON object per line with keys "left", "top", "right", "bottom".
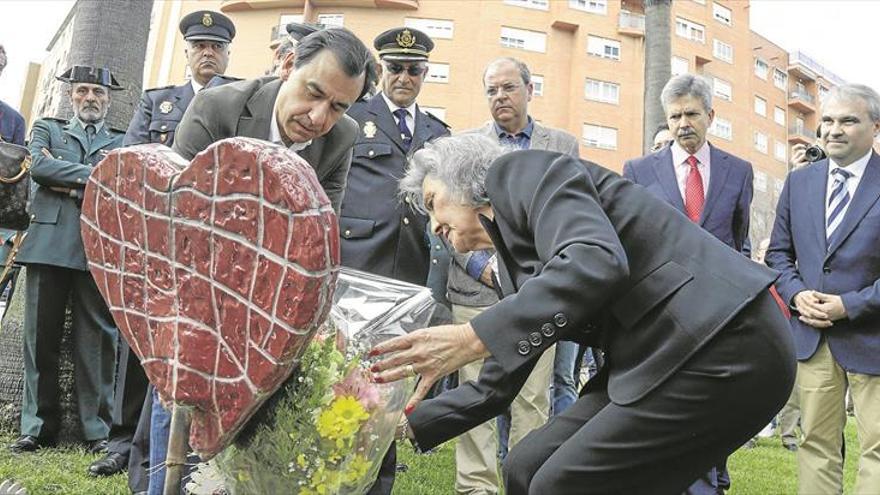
{"left": 1, "top": 0, "right": 879, "bottom": 111}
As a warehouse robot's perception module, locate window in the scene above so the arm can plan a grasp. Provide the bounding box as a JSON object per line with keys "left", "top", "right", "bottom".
{"left": 569, "top": 0, "right": 607, "bottom": 14}
{"left": 317, "top": 13, "right": 344, "bottom": 27}
{"left": 713, "top": 39, "right": 733, "bottom": 63}
{"left": 676, "top": 17, "right": 705, "bottom": 43}
{"left": 775, "top": 141, "right": 787, "bottom": 162}
{"left": 773, "top": 69, "right": 787, "bottom": 90}
{"left": 672, "top": 56, "right": 689, "bottom": 76}
{"left": 754, "top": 96, "right": 767, "bottom": 116}
{"left": 754, "top": 131, "right": 768, "bottom": 153}
{"left": 500, "top": 27, "right": 547, "bottom": 53}
{"left": 693, "top": 0, "right": 707, "bottom": 4}
{"left": 582, "top": 124, "right": 618, "bottom": 150}
{"left": 713, "top": 3, "right": 732, "bottom": 25}
{"left": 585, "top": 78, "right": 620, "bottom": 104}
{"left": 754, "top": 58, "right": 769, "bottom": 80}
{"left": 794, "top": 117, "right": 806, "bottom": 135}
{"left": 505, "top": 0, "right": 549, "bottom": 10}
{"left": 404, "top": 18, "right": 454, "bottom": 40}
{"left": 426, "top": 63, "right": 449, "bottom": 84}
{"left": 422, "top": 106, "right": 446, "bottom": 121}
{"left": 710, "top": 117, "right": 732, "bottom": 140}
{"left": 587, "top": 35, "right": 621, "bottom": 60}
{"left": 754, "top": 170, "right": 768, "bottom": 192}
{"left": 532, "top": 75, "right": 544, "bottom": 96}
{"left": 713, "top": 78, "right": 732, "bottom": 101}
{"left": 774, "top": 106, "right": 786, "bottom": 126}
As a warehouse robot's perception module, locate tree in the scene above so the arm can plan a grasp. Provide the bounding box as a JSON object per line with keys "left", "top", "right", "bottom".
{"left": 643, "top": 0, "right": 672, "bottom": 154}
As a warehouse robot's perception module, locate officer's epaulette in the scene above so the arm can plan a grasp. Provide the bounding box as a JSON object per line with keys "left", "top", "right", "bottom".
{"left": 108, "top": 126, "right": 128, "bottom": 134}
{"left": 42, "top": 116, "right": 69, "bottom": 124}
{"left": 423, "top": 110, "right": 450, "bottom": 129}
{"left": 144, "top": 84, "right": 177, "bottom": 93}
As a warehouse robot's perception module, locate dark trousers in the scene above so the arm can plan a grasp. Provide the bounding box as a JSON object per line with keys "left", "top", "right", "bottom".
{"left": 106, "top": 338, "right": 151, "bottom": 492}
{"left": 20, "top": 264, "right": 117, "bottom": 440}
{"left": 503, "top": 291, "right": 795, "bottom": 495}
{"left": 366, "top": 441, "right": 396, "bottom": 495}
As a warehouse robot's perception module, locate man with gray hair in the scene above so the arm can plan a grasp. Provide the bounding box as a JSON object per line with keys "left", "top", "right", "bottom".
{"left": 450, "top": 56, "right": 579, "bottom": 495}
{"left": 623, "top": 73, "right": 755, "bottom": 494}
{"left": 766, "top": 83, "right": 880, "bottom": 495}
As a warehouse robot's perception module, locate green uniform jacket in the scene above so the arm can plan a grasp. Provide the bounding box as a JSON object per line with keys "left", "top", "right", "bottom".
{"left": 17, "top": 117, "right": 124, "bottom": 270}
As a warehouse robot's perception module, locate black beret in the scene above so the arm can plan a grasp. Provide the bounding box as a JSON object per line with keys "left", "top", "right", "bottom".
{"left": 373, "top": 27, "right": 434, "bottom": 62}
{"left": 179, "top": 10, "right": 235, "bottom": 43}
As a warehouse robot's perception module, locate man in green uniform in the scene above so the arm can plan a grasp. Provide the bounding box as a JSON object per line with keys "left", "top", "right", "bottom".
{"left": 9, "top": 66, "right": 124, "bottom": 454}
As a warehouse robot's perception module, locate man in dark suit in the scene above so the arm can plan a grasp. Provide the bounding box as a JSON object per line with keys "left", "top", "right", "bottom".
{"left": 766, "top": 84, "right": 880, "bottom": 495}
{"left": 339, "top": 27, "right": 450, "bottom": 494}
{"left": 0, "top": 44, "right": 26, "bottom": 308}
{"left": 622, "top": 74, "right": 754, "bottom": 493}
{"left": 371, "top": 133, "right": 795, "bottom": 494}
{"left": 173, "top": 27, "right": 377, "bottom": 214}
{"left": 9, "top": 66, "right": 125, "bottom": 455}
{"left": 88, "top": 10, "right": 237, "bottom": 492}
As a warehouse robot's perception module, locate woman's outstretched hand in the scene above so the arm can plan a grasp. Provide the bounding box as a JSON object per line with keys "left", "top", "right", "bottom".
{"left": 370, "top": 323, "right": 490, "bottom": 414}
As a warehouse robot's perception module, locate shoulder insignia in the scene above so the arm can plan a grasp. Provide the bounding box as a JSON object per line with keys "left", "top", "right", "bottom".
{"left": 363, "top": 121, "right": 377, "bottom": 139}
{"left": 159, "top": 101, "right": 174, "bottom": 114}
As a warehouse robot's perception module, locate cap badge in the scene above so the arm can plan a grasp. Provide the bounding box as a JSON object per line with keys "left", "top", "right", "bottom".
{"left": 202, "top": 13, "right": 213, "bottom": 27}
{"left": 363, "top": 121, "right": 377, "bottom": 139}
{"left": 159, "top": 101, "right": 174, "bottom": 114}
{"left": 396, "top": 29, "right": 416, "bottom": 49}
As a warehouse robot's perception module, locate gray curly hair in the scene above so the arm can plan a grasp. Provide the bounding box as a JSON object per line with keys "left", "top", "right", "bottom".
{"left": 400, "top": 133, "right": 507, "bottom": 214}
{"left": 0, "top": 45, "right": 7, "bottom": 74}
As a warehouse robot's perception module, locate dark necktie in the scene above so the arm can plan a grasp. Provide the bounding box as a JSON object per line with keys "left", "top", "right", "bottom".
{"left": 684, "top": 155, "right": 704, "bottom": 222}
{"left": 826, "top": 167, "right": 853, "bottom": 244}
{"left": 86, "top": 124, "right": 96, "bottom": 146}
{"left": 393, "top": 108, "right": 412, "bottom": 151}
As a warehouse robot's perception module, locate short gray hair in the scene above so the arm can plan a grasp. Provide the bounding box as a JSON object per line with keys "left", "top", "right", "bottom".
{"left": 661, "top": 74, "right": 713, "bottom": 113}
{"left": 0, "top": 45, "right": 6, "bottom": 74}
{"left": 824, "top": 83, "right": 880, "bottom": 123}
{"left": 400, "top": 133, "right": 507, "bottom": 214}
{"left": 483, "top": 57, "right": 531, "bottom": 86}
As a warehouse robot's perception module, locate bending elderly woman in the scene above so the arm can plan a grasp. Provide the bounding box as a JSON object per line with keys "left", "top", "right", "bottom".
{"left": 370, "top": 133, "right": 794, "bottom": 494}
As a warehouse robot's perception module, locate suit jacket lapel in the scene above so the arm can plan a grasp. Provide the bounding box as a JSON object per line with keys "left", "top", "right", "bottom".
{"left": 699, "top": 145, "right": 732, "bottom": 226}
{"left": 63, "top": 122, "right": 89, "bottom": 155}
{"left": 238, "top": 79, "right": 282, "bottom": 139}
{"left": 89, "top": 126, "right": 115, "bottom": 155}
{"left": 529, "top": 123, "right": 550, "bottom": 151}
{"left": 825, "top": 153, "right": 880, "bottom": 257}
{"left": 652, "top": 148, "right": 685, "bottom": 213}
{"left": 807, "top": 161, "right": 829, "bottom": 253}
{"left": 177, "top": 83, "right": 195, "bottom": 113}
{"left": 478, "top": 214, "right": 515, "bottom": 296}
{"left": 370, "top": 94, "right": 408, "bottom": 152}
{"left": 410, "top": 105, "right": 434, "bottom": 152}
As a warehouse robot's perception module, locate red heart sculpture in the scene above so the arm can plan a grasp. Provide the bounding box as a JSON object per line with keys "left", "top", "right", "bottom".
{"left": 80, "top": 138, "right": 339, "bottom": 458}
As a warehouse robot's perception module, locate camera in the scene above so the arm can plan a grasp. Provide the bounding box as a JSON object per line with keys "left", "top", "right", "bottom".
{"left": 804, "top": 144, "right": 827, "bottom": 163}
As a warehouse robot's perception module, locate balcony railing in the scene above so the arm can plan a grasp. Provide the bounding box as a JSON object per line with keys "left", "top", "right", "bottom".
{"left": 789, "top": 88, "right": 815, "bottom": 104}
{"left": 619, "top": 11, "right": 645, "bottom": 31}
{"left": 790, "top": 51, "right": 846, "bottom": 86}
{"left": 788, "top": 126, "right": 814, "bottom": 141}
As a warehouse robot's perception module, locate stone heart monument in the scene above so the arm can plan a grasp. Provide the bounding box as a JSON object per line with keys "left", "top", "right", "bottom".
{"left": 80, "top": 138, "right": 339, "bottom": 458}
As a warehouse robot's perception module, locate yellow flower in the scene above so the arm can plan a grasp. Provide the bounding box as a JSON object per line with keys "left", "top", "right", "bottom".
{"left": 342, "top": 454, "right": 371, "bottom": 486}
{"left": 316, "top": 395, "right": 370, "bottom": 444}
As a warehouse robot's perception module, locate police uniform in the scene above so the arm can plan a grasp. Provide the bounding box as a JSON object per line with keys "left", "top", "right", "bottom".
{"left": 339, "top": 27, "right": 450, "bottom": 495}
{"left": 12, "top": 66, "right": 124, "bottom": 450}
{"left": 89, "top": 11, "right": 236, "bottom": 489}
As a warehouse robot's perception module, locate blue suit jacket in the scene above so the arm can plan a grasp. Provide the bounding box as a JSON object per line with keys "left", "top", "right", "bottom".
{"left": 766, "top": 153, "right": 880, "bottom": 374}
{"left": 623, "top": 144, "right": 753, "bottom": 255}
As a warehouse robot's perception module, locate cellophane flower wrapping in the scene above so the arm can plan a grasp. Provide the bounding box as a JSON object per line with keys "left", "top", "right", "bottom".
{"left": 213, "top": 268, "right": 437, "bottom": 494}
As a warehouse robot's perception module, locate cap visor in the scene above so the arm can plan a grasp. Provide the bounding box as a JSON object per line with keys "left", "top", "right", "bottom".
{"left": 381, "top": 54, "right": 428, "bottom": 62}
{"left": 185, "top": 34, "right": 229, "bottom": 43}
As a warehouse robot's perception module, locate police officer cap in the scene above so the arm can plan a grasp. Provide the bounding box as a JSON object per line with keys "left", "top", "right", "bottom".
{"left": 286, "top": 22, "right": 320, "bottom": 42}
{"left": 179, "top": 10, "right": 235, "bottom": 44}
{"left": 56, "top": 65, "right": 123, "bottom": 90}
{"left": 374, "top": 27, "right": 434, "bottom": 62}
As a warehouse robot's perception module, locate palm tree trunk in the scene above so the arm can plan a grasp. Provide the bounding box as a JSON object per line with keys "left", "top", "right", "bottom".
{"left": 643, "top": 0, "right": 672, "bottom": 154}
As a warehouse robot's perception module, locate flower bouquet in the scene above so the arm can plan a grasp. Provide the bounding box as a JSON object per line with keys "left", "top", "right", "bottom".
{"left": 212, "top": 268, "right": 437, "bottom": 494}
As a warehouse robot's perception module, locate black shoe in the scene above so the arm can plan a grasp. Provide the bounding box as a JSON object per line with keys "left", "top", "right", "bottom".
{"left": 9, "top": 435, "right": 51, "bottom": 454}
{"left": 88, "top": 452, "right": 128, "bottom": 477}
{"left": 87, "top": 439, "right": 108, "bottom": 455}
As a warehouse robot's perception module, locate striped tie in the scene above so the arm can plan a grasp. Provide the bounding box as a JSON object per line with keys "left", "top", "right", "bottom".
{"left": 826, "top": 167, "right": 854, "bottom": 243}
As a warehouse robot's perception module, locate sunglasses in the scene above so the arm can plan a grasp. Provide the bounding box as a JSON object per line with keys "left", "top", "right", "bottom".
{"left": 385, "top": 62, "right": 427, "bottom": 77}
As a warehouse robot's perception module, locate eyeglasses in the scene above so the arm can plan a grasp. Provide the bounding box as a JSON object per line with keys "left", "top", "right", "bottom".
{"left": 485, "top": 83, "right": 522, "bottom": 98}
{"left": 384, "top": 62, "right": 427, "bottom": 77}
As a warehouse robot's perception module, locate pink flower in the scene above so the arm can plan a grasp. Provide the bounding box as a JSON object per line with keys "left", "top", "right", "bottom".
{"left": 334, "top": 366, "right": 381, "bottom": 411}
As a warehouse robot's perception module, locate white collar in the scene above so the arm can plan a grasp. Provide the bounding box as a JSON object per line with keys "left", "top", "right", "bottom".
{"left": 190, "top": 79, "right": 204, "bottom": 94}
{"left": 671, "top": 140, "right": 711, "bottom": 167}
{"left": 381, "top": 92, "right": 417, "bottom": 119}
{"left": 829, "top": 149, "right": 872, "bottom": 180}
{"left": 270, "top": 95, "right": 312, "bottom": 152}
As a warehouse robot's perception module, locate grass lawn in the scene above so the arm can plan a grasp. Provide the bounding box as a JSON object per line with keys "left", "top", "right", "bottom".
{"left": 0, "top": 420, "right": 859, "bottom": 494}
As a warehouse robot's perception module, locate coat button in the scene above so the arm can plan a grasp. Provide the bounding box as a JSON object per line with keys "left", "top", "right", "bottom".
{"left": 540, "top": 323, "right": 555, "bottom": 338}
{"left": 403, "top": 217, "right": 410, "bottom": 225}
{"left": 434, "top": 244, "right": 441, "bottom": 250}
{"left": 344, "top": 229, "right": 351, "bottom": 238}
{"left": 529, "top": 332, "right": 543, "bottom": 347}
{"left": 368, "top": 150, "right": 375, "bottom": 157}
{"left": 30, "top": 214, "right": 35, "bottom": 220}
{"left": 160, "top": 124, "right": 168, "bottom": 131}
{"left": 404, "top": 196, "right": 411, "bottom": 204}
{"left": 517, "top": 340, "right": 531, "bottom": 356}
{"left": 553, "top": 313, "right": 568, "bottom": 328}
{"left": 432, "top": 259, "right": 438, "bottom": 264}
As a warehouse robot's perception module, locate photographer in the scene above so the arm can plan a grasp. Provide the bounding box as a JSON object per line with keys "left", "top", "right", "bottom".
{"left": 790, "top": 126, "right": 825, "bottom": 170}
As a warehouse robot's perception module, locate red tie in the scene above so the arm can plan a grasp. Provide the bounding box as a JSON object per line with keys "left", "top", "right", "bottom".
{"left": 684, "top": 155, "right": 704, "bottom": 222}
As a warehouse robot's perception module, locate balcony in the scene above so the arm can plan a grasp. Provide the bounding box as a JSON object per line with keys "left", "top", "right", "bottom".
{"left": 618, "top": 11, "right": 645, "bottom": 37}
{"left": 789, "top": 88, "right": 816, "bottom": 114}
{"left": 790, "top": 51, "right": 846, "bottom": 86}
{"left": 788, "top": 126, "right": 814, "bottom": 145}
